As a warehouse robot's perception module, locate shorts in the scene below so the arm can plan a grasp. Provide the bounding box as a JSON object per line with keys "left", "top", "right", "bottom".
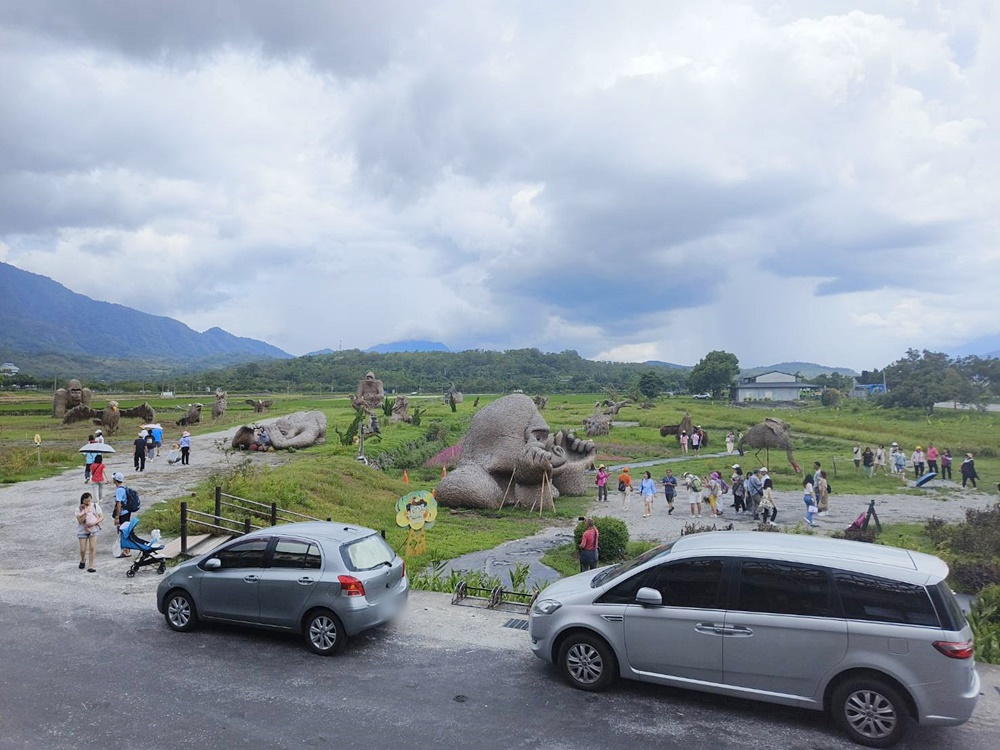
{"left": 77, "top": 529, "right": 99, "bottom": 539}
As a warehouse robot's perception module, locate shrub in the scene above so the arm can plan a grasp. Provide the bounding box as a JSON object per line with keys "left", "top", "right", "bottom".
{"left": 969, "top": 585, "right": 1000, "bottom": 664}
{"left": 820, "top": 388, "right": 842, "bottom": 408}
{"left": 842, "top": 526, "right": 878, "bottom": 543}
{"left": 680, "top": 521, "right": 734, "bottom": 536}
{"left": 950, "top": 561, "right": 1000, "bottom": 592}
{"left": 574, "top": 516, "right": 629, "bottom": 562}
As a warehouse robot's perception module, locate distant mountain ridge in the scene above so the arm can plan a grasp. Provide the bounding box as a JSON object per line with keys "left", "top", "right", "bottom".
{"left": 0, "top": 262, "right": 290, "bottom": 377}
{"left": 366, "top": 339, "right": 450, "bottom": 353}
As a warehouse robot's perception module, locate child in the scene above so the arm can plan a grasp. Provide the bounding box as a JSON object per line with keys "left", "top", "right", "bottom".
{"left": 75, "top": 492, "right": 103, "bottom": 573}
{"left": 802, "top": 477, "right": 817, "bottom": 526}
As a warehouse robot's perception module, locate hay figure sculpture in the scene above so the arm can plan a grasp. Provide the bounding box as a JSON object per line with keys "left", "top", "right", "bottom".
{"left": 267, "top": 411, "right": 327, "bottom": 449}
{"left": 390, "top": 395, "right": 411, "bottom": 423}
{"left": 244, "top": 399, "right": 274, "bottom": 413}
{"left": 53, "top": 379, "right": 93, "bottom": 419}
{"left": 583, "top": 402, "right": 611, "bottom": 436}
{"left": 176, "top": 403, "right": 203, "bottom": 427}
{"left": 62, "top": 399, "right": 155, "bottom": 435}
{"left": 436, "top": 394, "right": 596, "bottom": 510}
{"left": 212, "top": 389, "right": 228, "bottom": 420}
{"left": 737, "top": 417, "right": 802, "bottom": 473}
{"left": 443, "top": 384, "right": 463, "bottom": 406}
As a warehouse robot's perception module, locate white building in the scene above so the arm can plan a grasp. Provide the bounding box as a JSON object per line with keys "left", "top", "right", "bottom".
{"left": 732, "top": 370, "right": 804, "bottom": 402}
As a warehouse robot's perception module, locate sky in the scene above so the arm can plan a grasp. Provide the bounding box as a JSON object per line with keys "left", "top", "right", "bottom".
{"left": 1, "top": 1, "right": 998, "bottom": 372}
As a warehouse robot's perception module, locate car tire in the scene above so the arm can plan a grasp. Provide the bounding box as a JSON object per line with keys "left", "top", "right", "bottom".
{"left": 164, "top": 589, "right": 198, "bottom": 632}
{"left": 304, "top": 609, "right": 346, "bottom": 656}
{"left": 557, "top": 633, "right": 618, "bottom": 692}
{"left": 831, "top": 676, "right": 909, "bottom": 748}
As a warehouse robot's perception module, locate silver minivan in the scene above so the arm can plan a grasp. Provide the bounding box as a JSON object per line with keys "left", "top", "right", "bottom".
{"left": 530, "top": 532, "right": 979, "bottom": 747}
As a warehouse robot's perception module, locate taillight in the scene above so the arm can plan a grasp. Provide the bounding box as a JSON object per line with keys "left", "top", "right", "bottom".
{"left": 338, "top": 575, "right": 366, "bottom": 596}
{"left": 933, "top": 639, "right": 975, "bottom": 659}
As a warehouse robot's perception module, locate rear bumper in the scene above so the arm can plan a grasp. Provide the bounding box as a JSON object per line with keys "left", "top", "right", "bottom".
{"left": 916, "top": 665, "right": 981, "bottom": 727}
{"left": 339, "top": 577, "right": 409, "bottom": 636}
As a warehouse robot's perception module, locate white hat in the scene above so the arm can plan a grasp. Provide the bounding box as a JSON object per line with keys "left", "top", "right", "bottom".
{"left": 112, "top": 472, "right": 125, "bottom": 482}
{"left": 760, "top": 467, "right": 769, "bottom": 473}
{"left": 731, "top": 464, "right": 740, "bottom": 469}
{"left": 139, "top": 429, "right": 148, "bottom": 437}
{"left": 95, "top": 429, "right": 102, "bottom": 434}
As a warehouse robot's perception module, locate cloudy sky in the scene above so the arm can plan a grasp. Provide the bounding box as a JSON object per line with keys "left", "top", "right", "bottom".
{"left": 2, "top": 1, "right": 998, "bottom": 371}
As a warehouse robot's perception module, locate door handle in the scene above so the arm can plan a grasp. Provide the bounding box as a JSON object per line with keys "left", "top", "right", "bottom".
{"left": 243, "top": 575, "right": 259, "bottom": 583}
{"left": 694, "top": 623, "right": 726, "bottom": 635}
{"left": 297, "top": 577, "right": 315, "bottom": 585}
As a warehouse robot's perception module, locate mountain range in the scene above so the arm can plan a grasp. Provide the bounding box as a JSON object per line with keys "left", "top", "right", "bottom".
{"left": 0, "top": 262, "right": 290, "bottom": 379}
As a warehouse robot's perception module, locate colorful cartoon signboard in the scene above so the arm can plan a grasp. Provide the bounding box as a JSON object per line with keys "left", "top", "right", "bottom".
{"left": 395, "top": 490, "right": 437, "bottom": 557}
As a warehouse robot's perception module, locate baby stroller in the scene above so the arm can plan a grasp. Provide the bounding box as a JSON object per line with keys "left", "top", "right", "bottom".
{"left": 119, "top": 517, "right": 167, "bottom": 577}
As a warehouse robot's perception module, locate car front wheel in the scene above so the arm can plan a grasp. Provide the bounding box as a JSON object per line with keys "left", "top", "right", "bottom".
{"left": 557, "top": 633, "right": 618, "bottom": 692}
{"left": 304, "top": 609, "right": 346, "bottom": 656}
{"left": 164, "top": 590, "right": 198, "bottom": 632}
{"left": 831, "top": 676, "right": 909, "bottom": 748}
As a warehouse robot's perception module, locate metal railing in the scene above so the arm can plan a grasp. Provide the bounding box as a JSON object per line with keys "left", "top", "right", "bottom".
{"left": 178, "top": 487, "right": 331, "bottom": 555}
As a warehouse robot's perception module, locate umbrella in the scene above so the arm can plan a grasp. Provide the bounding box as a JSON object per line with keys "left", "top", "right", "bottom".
{"left": 79, "top": 443, "right": 116, "bottom": 454}
{"left": 915, "top": 471, "right": 937, "bottom": 487}
{"left": 142, "top": 423, "right": 162, "bottom": 430}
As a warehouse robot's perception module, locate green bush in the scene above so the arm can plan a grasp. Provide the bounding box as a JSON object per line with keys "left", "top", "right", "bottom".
{"left": 969, "top": 585, "right": 1000, "bottom": 664}
{"left": 574, "top": 516, "right": 629, "bottom": 562}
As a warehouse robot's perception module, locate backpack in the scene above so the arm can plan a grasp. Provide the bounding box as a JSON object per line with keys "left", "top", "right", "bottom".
{"left": 720, "top": 479, "right": 730, "bottom": 494}
{"left": 690, "top": 477, "right": 702, "bottom": 492}
{"left": 124, "top": 486, "right": 141, "bottom": 513}
{"left": 617, "top": 480, "right": 627, "bottom": 492}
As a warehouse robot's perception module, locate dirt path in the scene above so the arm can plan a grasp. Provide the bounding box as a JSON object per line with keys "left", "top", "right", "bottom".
{"left": 0, "top": 419, "right": 290, "bottom": 599}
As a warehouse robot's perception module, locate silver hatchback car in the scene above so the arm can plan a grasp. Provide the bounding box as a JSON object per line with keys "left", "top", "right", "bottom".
{"left": 157, "top": 522, "right": 408, "bottom": 655}
{"left": 530, "top": 532, "right": 979, "bottom": 748}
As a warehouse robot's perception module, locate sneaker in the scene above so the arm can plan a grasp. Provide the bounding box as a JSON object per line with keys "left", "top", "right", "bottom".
{"left": 79, "top": 562, "right": 85, "bottom": 569}
{"left": 668, "top": 507, "right": 674, "bottom": 515}
{"left": 818, "top": 511, "right": 827, "bottom": 516}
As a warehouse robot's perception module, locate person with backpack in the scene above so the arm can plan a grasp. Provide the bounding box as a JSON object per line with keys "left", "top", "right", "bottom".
{"left": 112, "top": 472, "right": 140, "bottom": 557}
{"left": 745, "top": 468, "right": 764, "bottom": 519}
{"left": 684, "top": 473, "right": 702, "bottom": 517}
{"left": 617, "top": 467, "right": 632, "bottom": 510}
{"left": 731, "top": 465, "right": 747, "bottom": 513}
{"left": 707, "top": 471, "right": 724, "bottom": 517}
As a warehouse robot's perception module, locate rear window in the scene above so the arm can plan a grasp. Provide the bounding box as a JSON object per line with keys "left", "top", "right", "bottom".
{"left": 929, "top": 581, "right": 967, "bottom": 631}
{"left": 341, "top": 533, "right": 395, "bottom": 571}
{"left": 834, "top": 571, "right": 939, "bottom": 627}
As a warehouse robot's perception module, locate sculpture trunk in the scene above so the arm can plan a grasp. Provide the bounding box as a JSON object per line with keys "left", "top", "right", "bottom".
{"left": 787, "top": 447, "right": 801, "bottom": 474}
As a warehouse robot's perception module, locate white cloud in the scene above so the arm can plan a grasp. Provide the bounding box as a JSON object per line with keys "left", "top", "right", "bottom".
{"left": 2, "top": 1, "right": 999, "bottom": 369}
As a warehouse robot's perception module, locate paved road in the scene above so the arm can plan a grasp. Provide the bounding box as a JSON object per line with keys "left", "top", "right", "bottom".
{"left": 1, "top": 581, "right": 998, "bottom": 750}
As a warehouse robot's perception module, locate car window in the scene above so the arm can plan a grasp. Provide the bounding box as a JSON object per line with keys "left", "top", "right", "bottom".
{"left": 736, "top": 560, "right": 831, "bottom": 617}
{"left": 591, "top": 541, "right": 676, "bottom": 587}
{"left": 341, "top": 533, "right": 394, "bottom": 571}
{"left": 834, "top": 571, "right": 939, "bottom": 626}
{"left": 597, "top": 557, "right": 724, "bottom": 606}
{"left": 270, "top": 539, "right": 322, "bottom": 570}
{"left": 211, "top": 538, "right": 270, "bottom": 569}
{"left": 929, "top": 581, "right": 967, "bottom": 631}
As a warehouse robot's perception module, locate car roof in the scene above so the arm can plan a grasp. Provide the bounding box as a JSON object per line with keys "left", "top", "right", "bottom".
{"left": 669, "top": 531, "right": 948, "bottom": 583}
{"left": 245, "top": 521, "right": 377, "bottom": 544}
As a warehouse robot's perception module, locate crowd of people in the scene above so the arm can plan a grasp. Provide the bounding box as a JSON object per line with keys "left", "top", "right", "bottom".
{"left": 850, "top": 441, "right": 979, "bottom": 487}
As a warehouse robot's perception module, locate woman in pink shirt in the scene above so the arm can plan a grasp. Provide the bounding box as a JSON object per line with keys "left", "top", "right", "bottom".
{"left": 926, "top": 443, "right": 939, "bottom": 475}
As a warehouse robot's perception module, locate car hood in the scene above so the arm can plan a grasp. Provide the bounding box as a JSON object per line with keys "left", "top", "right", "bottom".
{"left": 537, "top": 567, "right": 605, "bottom": 601}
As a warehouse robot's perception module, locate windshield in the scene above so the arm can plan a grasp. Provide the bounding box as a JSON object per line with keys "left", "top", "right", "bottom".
{"left": 591, "top": 541, "right": 676, "bottom": 587}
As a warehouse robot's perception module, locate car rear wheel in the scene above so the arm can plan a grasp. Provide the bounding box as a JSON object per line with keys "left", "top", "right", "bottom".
{"left": 832, "top": 676, "right": 909, "bottom": 748}
{"left": 557, "top": 633, "right": 618, "bottom": 692}
{"left": 164, "top": 590, "right": 197, "bottom": 632}
{"left": 304, "top": 609, "right": 346, "bottom": 656}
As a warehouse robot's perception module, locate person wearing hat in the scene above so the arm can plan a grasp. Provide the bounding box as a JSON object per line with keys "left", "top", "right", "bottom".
{"left": 745, "top": 468, "right": 763, "bottom": 517}
{"left": 111, "top": 472, "right": 132, "bottom": 557}
{"left": 133, "top": 430, "right": 148, "bottom": 472}
{"left": 911, "top": 445, "right": 925, "bottom": 479}
{"left": 960, "top": 453, "right": 979, "bottom": 489}
{"left": 179, "top": 430, "right": 192, "bottom": 465}
{"left": 617, "top": 467, "right": 632, "bottom": 510}
{"left": 595, "top": 465, "right": 609, "bottom": 503}
{"left": 93, "top": 429, "right": 105, "bottom": 444}
{"left": 683, "top": 473, "right": 702, "bottom": 517}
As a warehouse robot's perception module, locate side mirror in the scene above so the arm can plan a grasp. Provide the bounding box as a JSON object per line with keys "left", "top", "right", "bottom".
{"left": 635, "top": 587, "right": 663, "bottom": 606}
{"left": 204, "top": 558, "right": 222, "bottom": 570}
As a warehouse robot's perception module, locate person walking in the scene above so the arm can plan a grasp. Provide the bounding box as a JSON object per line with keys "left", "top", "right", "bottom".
{"left": 660, "top": 469, "right": 677, "bottom": 515}
{"left": 802, "top": 476, "right": 817, "bottom": 526}
{"left": 83, "top": 435, "right": 97, "bottom": 483}
{"left": 725, "top": 431, "right": 735, "bottom": 455}
{"left": 875, "top": 444, "right": 888, "bottom": 475}
{"left": 731, "top": 466, "right": 747, "bottom": 513}
{"left": 133, "top": 430, "right": 147, "bottom": 472}
{"left": 941, "top": 449, "right": 953, "bottom": 480}
{"left": 617, "top": 467, "right": 632, "bottom": 510}
{"left": 892, "top": 444, "right": 907, "bottom": 478}
{"left": 640, "top": 471, "right": 657, "bottom": 518}
{"left": 684, "top": 473, "right": 702, "bottom": 517}
{"left": 595, "top": 465, "right": 609, "bottom": 503}
{"left": 151, "top": 424, "right": 164, "bottom": 457}
{"left": 111, "top": 472, "right": 132, "bottom": 557}
{"left": 75, "top": 492, "right": 103, "bottom": 573}
{"left": 926, "top": 443, "right": 939, "bottom": 475}
{"left": 746, "top": 468, "right": 764, "bottom": 519}
{"left": 144, "top": 429, "right": 156, "bottom": 461}
{"left": 578, "top": 518, "right": 599, "bottom": 572}
{"left": 961, "top": 453, "right": 979, "bottom": 488}
{"left": 911, "top": 446, "right": 925, "bottom": 478}
{"left": 862, "top": 446, "right": 875, "bottom": 478}
{"left": 691, "top": 429, "right": 702, "bottom": 456}
{"left": 180, "top": 430, "right": 192, "bottom": 465}
{"left": 817, "top": 470, "right": 830, "bottom": 515}
{"left": 89, "top": 454, "right": 107, "bottom": 502}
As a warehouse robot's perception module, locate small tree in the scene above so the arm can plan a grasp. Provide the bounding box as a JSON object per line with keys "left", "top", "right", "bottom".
{"left": 688, "top": 350, "right": 740, "bottom": 399}
{"left": 820, "top": 388, "right": 842, "bottom": 408}
{"left": 637, "top": 371, "right": 665, "bottom": 400}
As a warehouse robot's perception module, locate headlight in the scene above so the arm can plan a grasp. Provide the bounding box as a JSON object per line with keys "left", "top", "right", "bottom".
{"left": 532, "top": 599, "right": 562, "bottom": 615}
